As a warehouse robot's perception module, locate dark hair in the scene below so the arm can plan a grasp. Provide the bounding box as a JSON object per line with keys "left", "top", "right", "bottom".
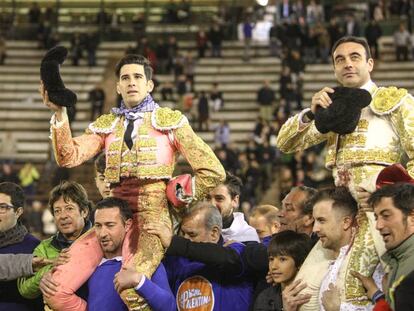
{"left": 94, "top": 152, "right": 106, "bottom": 175}
{"left": 268, "top": 230, "right": 312, "bottom": 268}
{"left": 331, "top": 36, "right": 372, "bottom": 62}
{"left": 309, "top": 187, "right": 358, "bottom": 219}
{"left": 115, "top": 54, "right": 153, "bottom": 80}
{"left": 0, "top": 182, "right": 25, "bottom": 210}
{"left": 49, "top": 181, "right": 92, "bottom": 218}
{"left": 222, "top": 172, "right": 243, "bottom": 199}
{"left": 369, "top": 183, "right": 414, "bottom": 216}
{"left": 95, "top": 197, "right": 133, "bottom": 223}
{"left": 292, "top": 186, "right": 318, "bottom": 215}
{"left": 183, "top": 201, "right": 222, "bottom": 231}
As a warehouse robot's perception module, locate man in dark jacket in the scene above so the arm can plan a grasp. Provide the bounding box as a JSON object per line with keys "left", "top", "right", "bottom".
{"left": 0, "top": 182, "right": 42, "bottom": 310}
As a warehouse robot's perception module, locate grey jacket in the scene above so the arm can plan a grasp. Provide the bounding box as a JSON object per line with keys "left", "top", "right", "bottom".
{"left": 0, "top": 254, "right": 33, "bottom": 281}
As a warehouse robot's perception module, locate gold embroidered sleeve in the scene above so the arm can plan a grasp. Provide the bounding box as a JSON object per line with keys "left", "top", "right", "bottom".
{"left": 390, "top": 94, "right": 414, "bottom": 178}
{"left": 173, "top": 123, "right": 225, "bottom": 200}
{"left": 276, "top": 113, "right": 328, "bottom": 153}
{"left": 51, "top": 119, "right": 105, "bottom": 168}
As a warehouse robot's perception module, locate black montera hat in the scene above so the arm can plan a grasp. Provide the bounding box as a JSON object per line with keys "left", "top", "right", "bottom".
{"left": 314, "top": 87, "right": 372, "bottom": 135}
{"left": 40, "top": 46, "right": 77, "bottom": 107}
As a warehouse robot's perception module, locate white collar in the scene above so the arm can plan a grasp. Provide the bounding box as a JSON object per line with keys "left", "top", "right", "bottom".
{"left": 360, "top": 79, "right": 377, "bottom": 94}
{"left": 99, "top": 256, "right": 122, "bottom": 266}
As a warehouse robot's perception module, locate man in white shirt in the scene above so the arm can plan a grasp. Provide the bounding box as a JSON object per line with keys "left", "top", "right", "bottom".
{"left": 312, "top": 187, "right": 383, "bottom": 311}
{"left": 207, "top": 172, "right": 259, "bottom": 244}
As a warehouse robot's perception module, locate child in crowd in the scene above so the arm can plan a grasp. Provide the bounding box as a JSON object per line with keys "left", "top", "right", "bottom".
{"left": 254, "top": 230, "right": 313, "bottom": 311}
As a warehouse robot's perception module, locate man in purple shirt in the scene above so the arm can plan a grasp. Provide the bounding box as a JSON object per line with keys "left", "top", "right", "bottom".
{"left": 40, "top": 197, "right": 175, "bottom": 311}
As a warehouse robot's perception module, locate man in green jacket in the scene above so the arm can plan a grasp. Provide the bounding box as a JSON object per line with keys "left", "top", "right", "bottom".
{"left": 368, "top": 183, "right": 414, "bottom": 310}
{"left": 18, "top": 181, "right": 92, "bottom": 300}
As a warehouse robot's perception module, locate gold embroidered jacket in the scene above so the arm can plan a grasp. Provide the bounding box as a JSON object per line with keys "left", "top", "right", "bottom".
{"left": 278, "top": 85, "right": 414, "bottom": 308}
{"left": 50, "top": 107, "right": 225, "bottom": 200}
{"left": 276, "top": 86, "right": 414, "bottom": 185}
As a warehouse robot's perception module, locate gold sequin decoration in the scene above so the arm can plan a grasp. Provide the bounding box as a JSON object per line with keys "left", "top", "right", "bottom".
{"left": 137, "top": 138, "right": 157, "bottom": 149}
{"left": 153, "top": 107, "right": 184, "bottom": 129}
{"left": 371, "top": 87, "right": 408, "bottom": 114}
{"left": 345, "top": 212, "right": 379, "bottom": 303}
{"left": 137, "top": 152, "right": 157, "bottom": 163}
{"left": 174, "top": 123, "right": 225, "bottom": 200}
{"left": 356, "top": 119, "right": 369, "bottom": 131}
{"left": 327, "top": 149, "right": 401, "bottom": 169}
{"left": 88, "top": 113, "right": 118, "bottom": 133}
{"left": 105, "top": 118, "right": 125, "bottom": 183}
{"left": 340, "top": 134, "right": 367, "bottom": 148}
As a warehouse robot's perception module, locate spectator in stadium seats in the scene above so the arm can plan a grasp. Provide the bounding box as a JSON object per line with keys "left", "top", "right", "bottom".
{"left": 0, "top": 182, "right": 42, "bottom": 310}
{"left": 209, "top": 23, "right": 223, "bottom": 58}
{"left": 365, "top": 20, "right": 382, "bottom": 59}
{"left": 394, "top": 23, "right": 411, "bottom": 61}
{"left": 314, "top": 22, "right": 330, "bottom": 63}
{"left": 18, "top": 181, "right": 92, "bottom": 302}
{"left": 0, "top": 36, "right": 6, "bottom": 65}
{"left": 214, "top": 120, "right": 230, "bottom": 149}
{"left": 147, "top": 202, "right": 254, "bottom": 311}
{"left": 86, "top": 32, "right": 99, "bottom": 67}
{"left": 344, "top": 14, "right": 361, "bottom": 37}
{"left": 155, "top": 38, "right": 168, "bottom": 74}
{"left": 166, "top": 35, "right": 178, "bottom": 74}
{"left": 278, "top": 0, "right": 295, "bottom": 21}
{"left": 18, "top": 163, "right": 40, "bottom": 200}
{"left": 89, "top": 85, "right": 106, "bottom": 121}
{"left": 70, "top": 32, "right": 83, "bottom": 66}
{"left": 163, "top": 0, "right": 178, "bottom": 23}
{"left": 183, "top": 53, "right": 195, "bottom": 90}
{"left": 327, "top": 17, "right": 344, "bottom": 51}
{"left": 28, "top": 2, "right": 41, "bottom": 25}
{"left": 196, "top": 30, "right": 209, "bottom": 58}
{"left": 210, "top": 82, "right": 223, "bottom": 111}
{"left": 269, "top": 23, "right": 282, "bottom": 57}
{"left": 257, "top": 80, "right": 276, "bottom": 122}
{"left": 242, "top": 17, "right": 254, "bottom": 62}
{"left": 177, "top": 0, "right": 191, "bottom": 23}
{"left": 160, "top": 81, "right": 174, "bottom": 101}
{"left": 306, "top": 0, "right": 324, "bottom": 25}
{"left": 197, "top": 91, "right": 210, "bottom": 131}
{"left": 0, "top": 162, "right": 20, "bottom": 185}
{"left": 25, "top": 200, "right": 44, "bottom": 238}
{"left": 373, "top": 0, "right": 385, "bottom": 22}
{"left": 279, "top": 66, "right": 295, "bottom": 116}
{"left": 207, "top": 172, "right": 260, "bottom": 243}
{"left": 132, "top": 12, "right": 146, "bottom": 38}
{"left": 253, "top": 231, "right": 313, "bottom": 311}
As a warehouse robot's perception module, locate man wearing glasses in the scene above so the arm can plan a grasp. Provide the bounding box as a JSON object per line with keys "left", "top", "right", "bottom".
{"left": 0, "top": 182, "right": 42, "bottom": 310}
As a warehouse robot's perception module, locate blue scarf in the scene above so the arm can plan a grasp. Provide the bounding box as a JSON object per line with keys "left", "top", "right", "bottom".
{"left": 111, "top": 94, "right": 159, "bottom": 120}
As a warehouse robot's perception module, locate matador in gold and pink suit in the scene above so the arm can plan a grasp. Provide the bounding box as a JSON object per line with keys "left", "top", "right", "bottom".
{"left": 276, "top": 81, "right": 414, "bottom": 310}
{"left": 46, "top": 94, "right": 225, "bottom": 311}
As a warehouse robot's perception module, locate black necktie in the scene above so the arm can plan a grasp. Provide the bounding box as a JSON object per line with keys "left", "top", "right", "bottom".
{"left": 124, "top": 119, "right": 134, "bottom": 150}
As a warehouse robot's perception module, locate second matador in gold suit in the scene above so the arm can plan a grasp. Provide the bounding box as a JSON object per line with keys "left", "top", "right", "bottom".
{"left": 276, "top": 37, "right": 414, "bottom": 310}
{"left": 43, "top": 55, "right": 225, "bottom": 311}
